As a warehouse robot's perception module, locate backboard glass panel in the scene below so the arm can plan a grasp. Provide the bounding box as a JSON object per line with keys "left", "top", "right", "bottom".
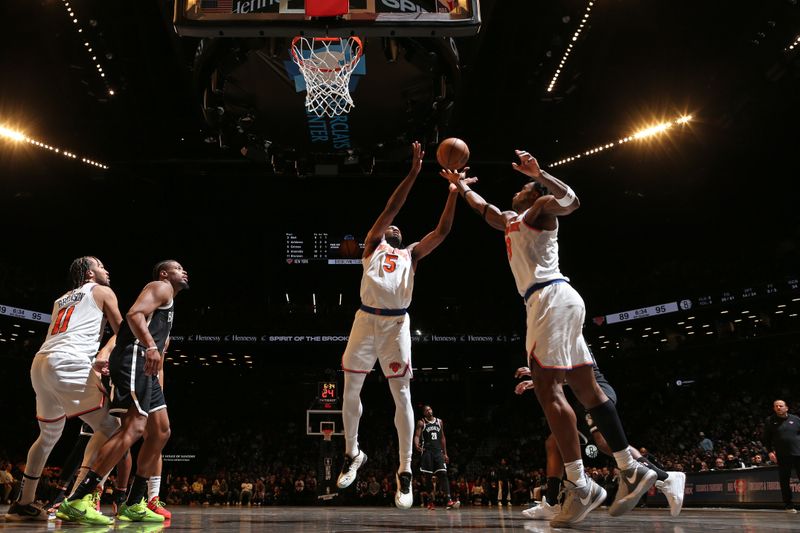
{"left": 175, "top": 0, "right": 480, "bottom": 37}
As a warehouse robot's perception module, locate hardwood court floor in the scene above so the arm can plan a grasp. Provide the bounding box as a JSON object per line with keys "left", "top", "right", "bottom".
{"left": 2, "top": 504, "right": 799, "bottom": 532}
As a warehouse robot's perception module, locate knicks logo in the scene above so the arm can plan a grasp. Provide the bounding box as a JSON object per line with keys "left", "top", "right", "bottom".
{"left": 389, "top": 362, "right": 402, "bottom": 373}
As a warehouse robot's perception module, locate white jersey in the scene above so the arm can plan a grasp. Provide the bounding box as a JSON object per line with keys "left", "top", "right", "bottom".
{"left": 360, "top": 241, "right": 414, "bottom": 309}
{"left": 38, "top": 282, "right": 105, "bottom": 359}
{"left": 505, "top": 212, "right": 566, "bottom": 297}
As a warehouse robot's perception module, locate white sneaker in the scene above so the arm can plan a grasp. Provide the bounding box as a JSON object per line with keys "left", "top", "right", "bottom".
{"left": 395, "top": 472, "right": 413, "bottom": 509}
{"left": 608, "top": 463, "right": 657, "bottom": 517}
{"left": 521, "top": 496, "right": 560, "bottom": 520}
{"left": 336, "top": 450, "right": 367, "bottom": 489}
{"left": 655, "top": 472, "right": 686, "bottom": 517}
{"left": 550, "top": 475, "right": 606, "bottom": 528}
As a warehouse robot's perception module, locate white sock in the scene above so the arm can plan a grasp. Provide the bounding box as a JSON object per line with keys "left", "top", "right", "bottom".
{"left": 388, "top": 378, "right": 414, "bottom": 474}
{"left": 148, "top": 476, "right": 161, "bottom": 500}
{"left": 564, "top": 460, "right": 586, "bottom": 488}
{"left": 342, "top": 372, "right": 367, "bottom": 458}
{"left": 20, "top": 418, "right": 65, "bottom": 504}
{"left": 613, "top": 449, "right": 638, "bottom": 471}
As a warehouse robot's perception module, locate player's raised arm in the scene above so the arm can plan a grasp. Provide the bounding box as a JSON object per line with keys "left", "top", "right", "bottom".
{"left": 512, "top": 150, "right": 580, "bottom": 219}
{"left": 440, "top": 169, "right": 512, "bottom": 231}
{"left": 409, "top": 183, "right": 458, "bottom": 265}
{"left": 363, "top": 141, "right": 424, "bottom": 257}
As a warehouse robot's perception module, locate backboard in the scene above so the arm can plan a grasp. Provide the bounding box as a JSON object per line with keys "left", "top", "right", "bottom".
{"left": 307, "top": 409, "right": 344, "bottom": 436}
{"left": 174, "top": 0, "right": 481, "bottom": 38}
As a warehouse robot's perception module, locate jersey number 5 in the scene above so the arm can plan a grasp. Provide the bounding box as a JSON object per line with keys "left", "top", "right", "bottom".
{"left": 383, "top": 254, "right": 399, "bottom": 273}
{"left": 51, "top": 305, "right": 76, "bottom": 335}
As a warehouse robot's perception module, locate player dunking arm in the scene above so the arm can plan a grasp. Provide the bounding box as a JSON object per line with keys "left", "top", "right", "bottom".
{"left": 513, "top": 366, "right": 686, "bottom": 520}
{"left": 441, "top": 152, "right": 656, "bottom": 527}
{"left": 5, "top": 257, "right": 124, "bottom": 523}
{"left": 58, "top": 260, "right": 189, "bottom": 525}
{"left": 337, "top": 141, "right": 459, "bottom": 510}
{"left": 414, "top": 405, "right": 460, "bottom": 510}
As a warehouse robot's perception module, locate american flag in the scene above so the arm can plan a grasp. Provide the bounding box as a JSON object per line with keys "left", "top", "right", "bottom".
{"left": 200, "top": 0, "right": 234, "bottom": 13}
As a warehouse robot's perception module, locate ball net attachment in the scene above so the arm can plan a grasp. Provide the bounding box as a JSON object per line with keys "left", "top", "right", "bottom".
{"left": 291, "top": 36, "right": 363, "bottom": 118}
{"left": 321, "top": 428, "right": 334, "bottom": 441}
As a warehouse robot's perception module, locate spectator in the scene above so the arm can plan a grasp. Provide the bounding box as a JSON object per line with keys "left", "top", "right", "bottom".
{"left": 698, "top": 432, "right": 714, "bottom": 453}
{"left": 240, "top": 479, "right": 253, "bottom": 506}
{"left": 763, "top": 399, "right": 800, "bottom": 513}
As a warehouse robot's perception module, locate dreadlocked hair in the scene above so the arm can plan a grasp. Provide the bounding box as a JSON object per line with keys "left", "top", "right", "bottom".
{"left": 152, "top": 259, "right": 178, "bottom": 281}
{"left": 69, "top": 256, "right": 96, "bottom": 289}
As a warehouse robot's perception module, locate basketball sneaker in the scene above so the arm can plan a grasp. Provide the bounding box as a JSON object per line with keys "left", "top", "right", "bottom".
{"left": 56, "top": 493, "right": 113, "bottom": 525}
{"left": 655, "top": 472, "right": 686, "bottom": 517}
{"left": 608, "top": 463, "right": 657, "bottom": 517}
{"left": 446, "top": 499, "right": 461, "bottom": 510}
{"left": 427, "top": 501, "right": 435, "bottom": 510}
{"left": 4, "top": 501, "right": 48, "bottom": 521}
{"left": 549, "top": 476, "right": 606, "bottom": 528}
{"left": 521, "top": 496, "right": 560, "bottom": 520}
{"left": 147, "top": 496, "right": 172, "bottom": 520}
{"left": 395, "top": 472, "right": 413, "bottom": 509}
{"left": 117, "top": 497, "right": 165, "bottom": 522}
{"left": 336, "top": 450, "right": 367, "bottom": 489}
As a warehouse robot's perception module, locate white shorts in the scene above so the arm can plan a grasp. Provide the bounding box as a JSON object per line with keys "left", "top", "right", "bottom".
{"left": 341, "top": 310, "right": 413, "bottom": 379}
{"left": 31, "top": 351, "right": 106, "bottom": 423}
{"left": 525, "top": 282, "right": 593, "bottom": 370}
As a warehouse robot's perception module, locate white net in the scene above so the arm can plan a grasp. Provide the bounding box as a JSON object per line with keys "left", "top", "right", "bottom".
{"left": 291, "top": 36, "right": 363, "bottom": 118}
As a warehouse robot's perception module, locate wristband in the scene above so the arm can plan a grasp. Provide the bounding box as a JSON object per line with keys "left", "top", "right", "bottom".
{"left": 145, "top": 346, "right": 159, "bottom": 352}
{"left": 556, "top": 186, "right": 576, "bottom": 207}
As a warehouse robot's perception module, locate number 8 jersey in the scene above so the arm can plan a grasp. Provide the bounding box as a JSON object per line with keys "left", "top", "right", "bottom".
{"left": 360, "top": 241, "right": 414, "bottom": 310}
{"left": 38, "top": 282, "right": 105, "bottom": 359}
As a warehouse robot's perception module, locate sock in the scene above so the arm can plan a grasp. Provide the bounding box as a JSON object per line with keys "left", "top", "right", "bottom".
{"left": 70, "top": 470, "right": 102, "bottom": 501}
{"left": 342, "top": 372, "right": 366, "bottom": 458}
{"left": 587, "top": 400, "right": 630, "bottom": 453}
{"left": 545, "top": 476, "right": 562, "bottom": 504}
{"left": 388, "top": 379, "right": 414, "bottom": 474}
{"left": 438, "top": 473, "right": 451, "bottom": 500}
{"left": 637, "top": 457, "right": 669, "bottom": 481}
{"left": 114, "top": 488, "right": 128, "bottom": 508}
{"left": 612, "top": 449, "right": 638, "bottom": 471}
{"left": 18, "top": 473, "right": 40, "bottom": 505}
{"left": 148, "top": 476, "right": 161, "bottom": 501}
{"left": 564, "top": 460, "right": 586, "bottom": 489}
{"left": 126, "top": 475, "right": 148, "bottom": 506}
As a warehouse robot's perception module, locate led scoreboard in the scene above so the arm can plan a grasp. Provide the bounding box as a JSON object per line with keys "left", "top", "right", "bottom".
{"left": 318, "top": 382, "right": 338, "bottom": 406}
{"left": 286, "top": 232, "right": 363, "bottom": 265}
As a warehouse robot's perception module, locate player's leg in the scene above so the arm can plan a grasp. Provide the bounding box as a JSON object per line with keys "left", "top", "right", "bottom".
{"left": 47, "top": 425, "right": 92, "bottom": 512}
{"left": 146, "top": 455, "right": 170, "bottom": 519}
{"left": 388, "top": 375, "right": 414, "bottom": 509}
{"left": 566, "top": 365, "right": 656, "bottom": 517}
{"left": 6, "top": 354, "right": 67, "bottom": 521}
{"left": 338, "top": 312, "right": 374, "bottom": 489}
{"left": 112, "top": 451, "right": 132, "bottom": 514}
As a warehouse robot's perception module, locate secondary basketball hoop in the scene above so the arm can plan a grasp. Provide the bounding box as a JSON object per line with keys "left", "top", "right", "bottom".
{"left": 291, "top": 36, "right": 363, "bottom": 118}
{"left": 321, "top": 427, "right": 334, "bottom": 441}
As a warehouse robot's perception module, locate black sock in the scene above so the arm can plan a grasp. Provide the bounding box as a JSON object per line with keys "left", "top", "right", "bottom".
{"left": 126, "top": 475, "right": 148, "bottom": 506}
{"left": 587, "top": 400, "right": 629, "bottom": 452}
{"left": 637, "top": 457, "right": 669, "bottom": 481}
{"left": 114, "top": 488, "right": 128, "bottom": 507}
{"left": 71, "top": 471, "right": 101, "bottom": 500}
{"left": 438, "top": 473, "right": 451, "bottom": 500}
{"left": 545, "top": 477, "right": 562, "bottom": 504}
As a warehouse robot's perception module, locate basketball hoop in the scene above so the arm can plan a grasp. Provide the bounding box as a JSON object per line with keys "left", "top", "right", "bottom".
{"left": 291, "top": 36, "right": 363, "bottom": 118}
{"left": 321, "top": 428, "right": 334, "bottom": 441}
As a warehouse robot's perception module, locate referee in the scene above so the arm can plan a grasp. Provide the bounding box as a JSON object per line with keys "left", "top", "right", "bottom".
{"left": 763, "top": 399, "right": 800, "bottom": 512}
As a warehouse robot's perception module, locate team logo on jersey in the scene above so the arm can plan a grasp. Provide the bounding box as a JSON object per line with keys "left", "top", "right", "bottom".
{"left": 389, "top": 361, "right": 401, "bottom": 373}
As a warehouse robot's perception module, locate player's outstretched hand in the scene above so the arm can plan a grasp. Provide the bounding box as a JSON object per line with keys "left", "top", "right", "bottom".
{"left": 92, "top": 358, "right": 110, "bottom": 376}
{"left": 410, "top": 141, "right": 424, "bottom": 175}
{"left": 512, "top": 150, "right": 542, "bottom": 178}
{"left": 514, "top": 366, "right": 531, "bottom": 378}
{"left": 514, "top": 380, "right": 534, "bottom": 395}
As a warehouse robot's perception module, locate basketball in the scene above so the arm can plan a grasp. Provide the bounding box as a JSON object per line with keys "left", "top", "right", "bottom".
{"left": 436, "top": 137, "right": 470, "bottom": 170}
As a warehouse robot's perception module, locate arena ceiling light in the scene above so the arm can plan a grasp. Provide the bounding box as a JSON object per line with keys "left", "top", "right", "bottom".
{"left": 547, "top": 1, "right": 595, "bottom": 93}
{"left": 548, "top": 114, "right": 693, "bottom": 168}
{"left": 60, "top": 0, "right": 115, "bottom": 97}
{"left": 0, "top": 122, "right": 109, "bottom": 169}
{"left": 788, "top": 34, "right": 800, "bottom": 51}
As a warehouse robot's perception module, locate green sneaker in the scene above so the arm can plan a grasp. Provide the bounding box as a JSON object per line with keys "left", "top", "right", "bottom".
{"left": 117, "top": 498, "right": 165, "bottom": 522}
{"left": 55, "top": 493, "right": 113, "bottom": 525}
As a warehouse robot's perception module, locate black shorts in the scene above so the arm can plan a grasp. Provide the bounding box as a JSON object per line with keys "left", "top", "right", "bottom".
{"left": 109, "top": 344, "right": 166, "bottom": 417}
{"left": 420, "top": 449, "right": 447, "bottom": 474}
